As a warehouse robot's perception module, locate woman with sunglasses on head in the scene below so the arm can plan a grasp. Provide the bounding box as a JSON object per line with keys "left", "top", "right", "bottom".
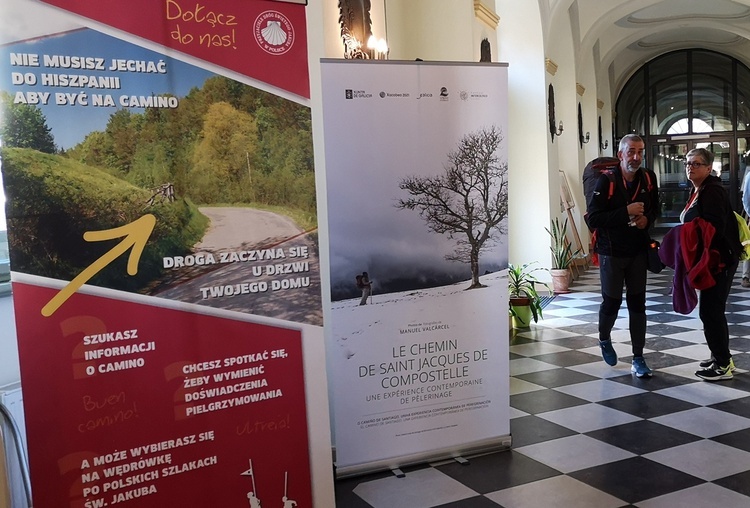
{"left": 682, "top": 148, "right": 741, "bottom": 381}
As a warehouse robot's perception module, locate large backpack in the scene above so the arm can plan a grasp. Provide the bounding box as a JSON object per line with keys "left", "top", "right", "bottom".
{"left": 355, "top": 274, "right": 364, "bottom": 289}
{"left": 582, "top": 157, "right": 619, "bottom": 231}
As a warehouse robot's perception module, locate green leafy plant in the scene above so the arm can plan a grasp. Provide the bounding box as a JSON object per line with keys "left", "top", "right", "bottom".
{"left": 508, "top": 262, "right": 550, "bottom": 323}
{"left": 545, "top": 217, "right": 580, "bottom": 269}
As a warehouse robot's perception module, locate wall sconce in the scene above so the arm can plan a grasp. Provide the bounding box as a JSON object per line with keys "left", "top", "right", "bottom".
{"left": 556, "top": 121, "right": 564, "bottom": 136}
{"left": 582, "top": 131, "right": 590, "bottom": 144}
{"left": 597, "top": 116, "right": 608, "bottom": 151}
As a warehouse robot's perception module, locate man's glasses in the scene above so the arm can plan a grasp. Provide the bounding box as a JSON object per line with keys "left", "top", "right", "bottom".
{"left": 684, "top": 161, "right": 708, "bottom": 168}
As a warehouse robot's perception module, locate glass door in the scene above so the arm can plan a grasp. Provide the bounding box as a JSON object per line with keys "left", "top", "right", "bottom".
{"left": 650, "top": 137, "right": 737, "bottom": 227}
{"left": 651, "top": 142, "right": 689, "bottom": 227}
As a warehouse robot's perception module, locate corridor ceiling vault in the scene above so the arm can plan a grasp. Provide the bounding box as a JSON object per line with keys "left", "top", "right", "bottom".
{"left": 546, "top": 0, "right": 750, "bottom": 94}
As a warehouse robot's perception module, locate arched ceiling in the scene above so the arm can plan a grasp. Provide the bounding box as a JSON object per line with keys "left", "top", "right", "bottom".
{"left": 546, "top": 0, "right": 750, "bottom": 97}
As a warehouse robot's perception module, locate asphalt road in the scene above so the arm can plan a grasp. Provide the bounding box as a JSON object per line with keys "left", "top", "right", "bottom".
{"left": 154, "top": 207, "right": 322, "bottom": 326}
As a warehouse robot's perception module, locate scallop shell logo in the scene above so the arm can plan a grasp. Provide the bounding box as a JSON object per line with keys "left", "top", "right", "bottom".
{"left": 254, "top": 11, "right": 295, "bottom": 55}
{"left": 262, "top": 21, "right": 287, "bottom": 46}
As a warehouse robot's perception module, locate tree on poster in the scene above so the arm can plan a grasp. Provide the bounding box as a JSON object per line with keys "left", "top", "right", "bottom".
{"left": 0, "top": 92, "right": 56, "bottom": 153}
{"left": 397, "top": 126, "right": 508, "bottom": 289}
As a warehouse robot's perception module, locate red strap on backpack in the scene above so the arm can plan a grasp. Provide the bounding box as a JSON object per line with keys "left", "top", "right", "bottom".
{"left": 590, "top": 229, "right": 599, "bottom": 266}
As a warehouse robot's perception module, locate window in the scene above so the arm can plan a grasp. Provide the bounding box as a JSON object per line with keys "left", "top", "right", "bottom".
{"left": 648, "top": 52, "right": 688, "bottom": 135}
{"left": 616, "top": 68, "right": 646, "bottom": 136}
{"left": 616, "top": 49, "right": 750, "bottom": 138}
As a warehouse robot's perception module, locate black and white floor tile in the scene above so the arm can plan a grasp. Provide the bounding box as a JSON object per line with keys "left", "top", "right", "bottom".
{"left": 334, "top": 267, "right": 750, "bottom": 507}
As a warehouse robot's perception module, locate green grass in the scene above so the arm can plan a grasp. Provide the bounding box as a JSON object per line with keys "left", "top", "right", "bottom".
{"left": 1, "top": 147, "right": 208, "bottom": 291}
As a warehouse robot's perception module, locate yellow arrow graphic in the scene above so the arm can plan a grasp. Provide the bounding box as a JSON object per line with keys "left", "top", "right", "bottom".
{"left": 42, "top": 214, "right": 157, "bottom": 317}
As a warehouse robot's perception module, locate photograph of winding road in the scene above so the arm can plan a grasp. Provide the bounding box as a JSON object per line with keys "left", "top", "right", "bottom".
{"left": 154, "top": 207, "right": 322, "bottom": 325}
{"left": 1, "top": 29, "right": 320, "bottom": 326}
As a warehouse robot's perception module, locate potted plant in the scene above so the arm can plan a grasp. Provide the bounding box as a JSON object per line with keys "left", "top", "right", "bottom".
{"left": 508, "top": 262, "right": 550, "bottom": 328}
{"left": 545, "top": 217, "right": 580, "bottom": 294}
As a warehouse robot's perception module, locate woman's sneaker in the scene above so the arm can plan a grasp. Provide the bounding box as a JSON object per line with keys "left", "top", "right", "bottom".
{"left": 631, "top": 357, "right": 653, "bottom": 378}
{"left": 695, "top": 362, "right": 733, "bottom": 381}
{"left": 698, "top": 357, "right": 736, "bottom": 371}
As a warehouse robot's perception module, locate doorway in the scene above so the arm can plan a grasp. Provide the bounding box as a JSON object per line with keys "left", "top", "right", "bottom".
{"left": 649, "top": 136, "right": 736, "bottom": 229}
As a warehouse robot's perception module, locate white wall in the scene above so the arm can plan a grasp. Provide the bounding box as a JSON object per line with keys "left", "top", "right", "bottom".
{"left": 386, "top": 0, "right": 475, "bottom": 61}
{"left": 496, "top": 1, "right": 552, "bottom": 271}
{"left": 547, "top": 6, "right": 582, "bottom": 268}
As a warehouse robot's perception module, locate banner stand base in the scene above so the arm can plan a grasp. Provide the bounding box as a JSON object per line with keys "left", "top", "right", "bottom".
{"left": 333, "top": 434, "right": 512, "bottom": 479}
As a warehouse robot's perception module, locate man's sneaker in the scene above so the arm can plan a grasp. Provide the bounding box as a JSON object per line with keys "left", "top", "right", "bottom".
{"left": 742, "top": 277, "right": 750, "bottom": 288}
{"left": 599, "top": 340, "right": 617, "bottom": 366}
{"left": 695, "top": 362, "right": 733, "bottom": 381}
{"left": 631, "top": 357, "right": 653, "bottom": 378}
{"left": 699, "top": 357, "right": 736, "bottom": 371}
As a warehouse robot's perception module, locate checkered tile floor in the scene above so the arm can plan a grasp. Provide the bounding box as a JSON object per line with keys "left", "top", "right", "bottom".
{"left": 334, "top": 267, "right": 750, "bottom": 507}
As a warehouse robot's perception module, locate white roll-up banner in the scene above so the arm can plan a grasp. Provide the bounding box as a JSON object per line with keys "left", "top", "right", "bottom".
{"left": 321, "top": 60, "right": 511, "bottom": 476}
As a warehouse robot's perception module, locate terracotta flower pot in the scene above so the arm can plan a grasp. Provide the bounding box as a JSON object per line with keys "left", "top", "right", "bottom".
{"left": 550, "top": 268, "right": 571, "bottom": 294}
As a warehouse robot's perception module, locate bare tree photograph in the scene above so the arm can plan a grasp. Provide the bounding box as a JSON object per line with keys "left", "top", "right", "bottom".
{"left": 322, "top": 62, "right": 509, "bottom": 301}
{"left": 397, "top": 126, "right": 508, "bottom": 289}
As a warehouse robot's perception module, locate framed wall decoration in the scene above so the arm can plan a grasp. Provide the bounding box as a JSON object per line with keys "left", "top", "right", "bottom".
{"left": 578, "top": 103, "right": 584, "bottom": 148}
{"left": 548, "top": 83, "right": 556, "bottom": 142}
{"left": 338, "top": 0, "right": 373, "bottom": 59}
